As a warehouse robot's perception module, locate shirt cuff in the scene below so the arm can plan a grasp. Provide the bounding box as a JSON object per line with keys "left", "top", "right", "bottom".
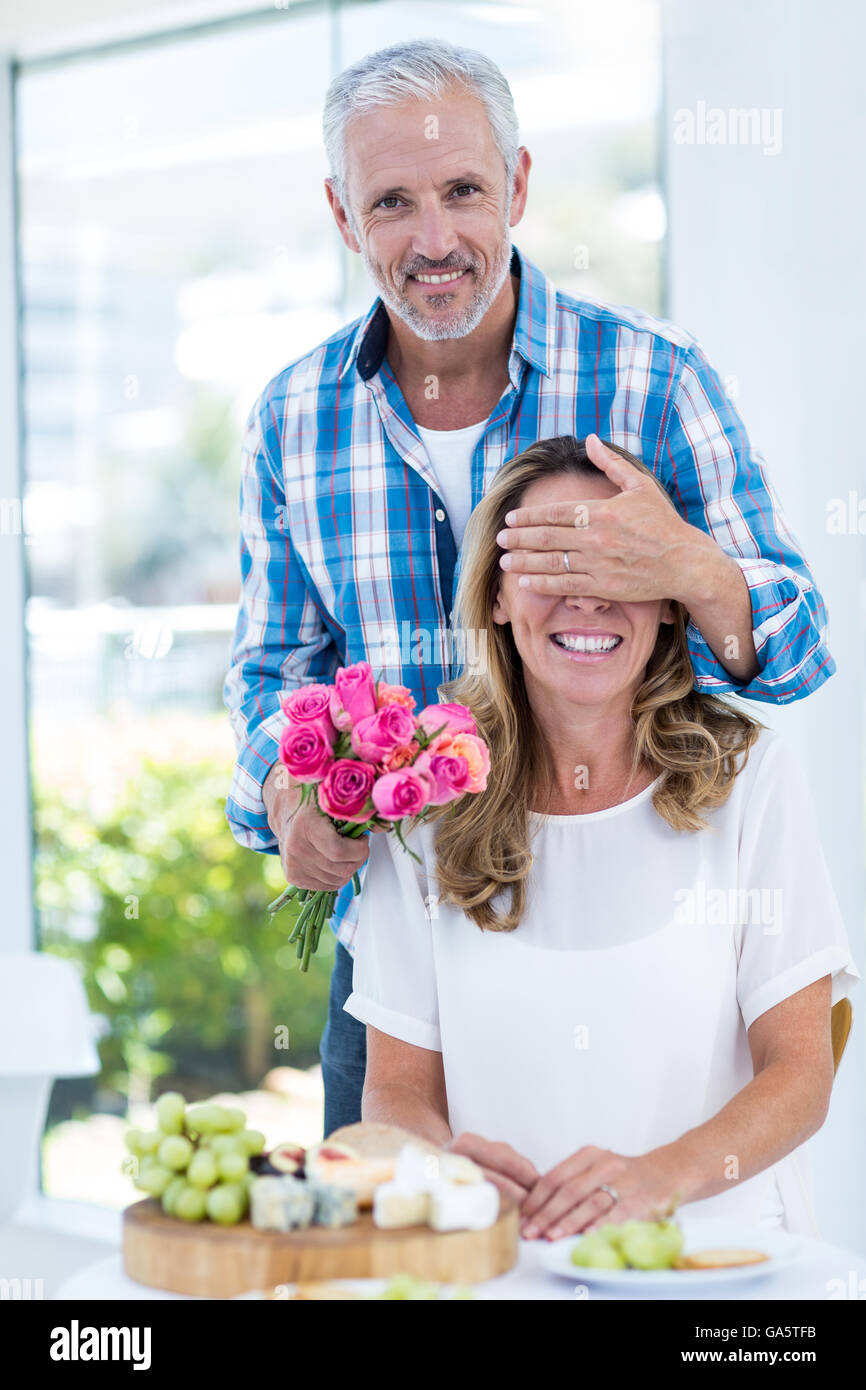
{"left": 738, "top": 946, "right": 861, "bottom": 1032}
{"left": 343, "top": 991, "right": 442, "bottom": 1052}
{"left": 687, "top": 557, "right": 835, "bottom": 704}
{"left": 224, "top": 707, "right": 288, "bottom": 853}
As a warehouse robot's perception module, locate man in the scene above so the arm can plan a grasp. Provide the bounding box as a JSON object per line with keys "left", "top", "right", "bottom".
{"left": 223, "top": 38, "right": 832, "bottom": 1151}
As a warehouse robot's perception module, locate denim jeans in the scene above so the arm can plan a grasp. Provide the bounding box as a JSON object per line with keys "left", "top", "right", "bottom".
{"left": 319, "top": 939, "right": 367, "bottom": 1137}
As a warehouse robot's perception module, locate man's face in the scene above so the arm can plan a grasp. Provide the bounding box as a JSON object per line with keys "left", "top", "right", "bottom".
{"left": 334, "top": 85, "right": 525, "bottom": 341}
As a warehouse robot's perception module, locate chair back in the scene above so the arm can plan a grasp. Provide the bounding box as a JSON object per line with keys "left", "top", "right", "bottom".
{"left": 831, "top": 997, "right": 852, "bottom": 1075}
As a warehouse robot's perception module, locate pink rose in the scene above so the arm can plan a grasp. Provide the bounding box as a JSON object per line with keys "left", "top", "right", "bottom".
{"left": 372, "top": 769, "right": 430, "bottom": 821}
{"left": 376, "top": 681, "right": 417, "bottom": 712}
{"left": 279, "top": 724, "right": 336, "bottom": 783}
{"left": 415, "top": 701, "right": 478, "bottom": 744}
{"left": 412, "top": 750, "right": 470, "bottom": 806}
{"left": 382, "top": 743, "right": 419, "bottom": 772}
{"left": 350, "top": 704, "right": 417, "bottom": 763}
{"left": 437, "top": 732, "right": 490, "bottom": 792}
{"left": 280, "top": 683, "right": 337, "bottom": 741}
{"left": 317, "top": 758, "right": 377, "bottom": 823}
{"left": 329, "top": 662, "right": 377, "bottom": 731}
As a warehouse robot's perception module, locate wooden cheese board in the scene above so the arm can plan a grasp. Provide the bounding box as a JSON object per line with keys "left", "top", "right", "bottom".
{"left": 123, "top": 1196, "right": 519, "bottom": 1298}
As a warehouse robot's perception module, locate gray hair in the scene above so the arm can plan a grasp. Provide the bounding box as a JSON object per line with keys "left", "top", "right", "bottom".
{"left": 322, "top": 38, "right": 520, "bottom": 211}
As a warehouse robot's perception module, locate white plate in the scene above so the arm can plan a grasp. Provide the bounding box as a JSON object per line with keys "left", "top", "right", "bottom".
{"left": 539, "top": 1218, "right": 803, "bottom": 1289}
{"left": 234, "top": 1277, "right": 478, "bottom": 1300}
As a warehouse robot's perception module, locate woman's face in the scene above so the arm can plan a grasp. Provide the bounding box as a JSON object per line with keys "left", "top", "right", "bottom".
{"left": 491, "top": 472, "right": 675, "bottom": 714}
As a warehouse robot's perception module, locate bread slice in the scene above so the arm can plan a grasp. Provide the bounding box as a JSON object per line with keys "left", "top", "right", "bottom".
{"left": 325, "top": 1121, "right": 442, "bottom": 1160}
{"left": 675, "top": 1248, "right": 769, "bottom": 1270}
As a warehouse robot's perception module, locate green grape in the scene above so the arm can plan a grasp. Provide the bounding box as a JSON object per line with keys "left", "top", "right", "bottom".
{"left": 185, "top": 1104, "right": 223, "bottom": 1137}
{"left": 570, "top": 1232, "right": 627, "bottom": 1269}
{"left": 654, "top": 1220, "right": 684, "bottom": 1265}
{"left": 162, "top": 1177, "right": 187, "bottom": 1216}
{"left": 155, "top": 1092, "right": 186, "bottom": 1135}
{"left": 187, "top": 1150, "right": 219, "bottom": 1190}
{"left": 137, "top": 1130, "right": 162, "bottom": 1155}
{"left": 175, "top": 1187, "right": 208, "bottom": 1222}
{"left": 157, "top": 1135, "right": 194, "bottom": 1172}
{"left": 618, "top": 1221, "right": 678, "bottom": 1271}
{"left": 221, "top": 1107, "right": 247, "bottom": 1133}
{"left": 137, "top": 1163, "right": 172, "bottom": 1198}
{"left": 596, "top": 1223, "right": 625, "bottom": 1250}
{"left": 206, "top": 1182, "right": 248, "bottom": 1225}
{"left": 125, "top": 1129, "right": 145, "bottom": 1156}
{"left": 216, "top": 1151, "right": 248, "bottom": 1183}
{"left": 209, "top": 1134, "right": 244, "bottom": 1157}
{"left": 137, "top": 1155, "right": 158, "bottom": 1176}
{"left": 238, "top": 1129, "right": 266, "bottom": 1156}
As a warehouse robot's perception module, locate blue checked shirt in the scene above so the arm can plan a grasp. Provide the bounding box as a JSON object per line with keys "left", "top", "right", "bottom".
{"left": 223, "top": 244, "right": 833, "bottom": 953}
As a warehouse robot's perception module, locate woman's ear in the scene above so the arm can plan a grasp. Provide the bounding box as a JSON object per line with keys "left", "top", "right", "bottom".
{"left": 659, "top": 599, "right": 676, "bottom": 626}
{"left": 491, "top": 579, "right": 509, "bottom": 626}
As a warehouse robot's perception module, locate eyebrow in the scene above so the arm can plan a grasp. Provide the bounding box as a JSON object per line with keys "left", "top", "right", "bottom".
{"left": 365, "top": 172, "right": 488, "bottom": 207}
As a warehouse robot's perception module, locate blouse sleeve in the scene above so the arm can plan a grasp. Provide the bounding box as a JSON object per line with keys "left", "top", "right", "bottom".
{"left": 735, "top": 734, "right": 861, "bottom": 1031}
{"left": 343, "top": 825, "right": 442, "bottom": 1052}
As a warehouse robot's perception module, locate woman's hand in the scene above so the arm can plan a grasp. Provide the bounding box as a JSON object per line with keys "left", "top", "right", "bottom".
{"left": 519, "top": 1146, "right": 685, "bottom": 1240}
{"left": 446, "top": 1132, "right": 540, "bottom": 1206}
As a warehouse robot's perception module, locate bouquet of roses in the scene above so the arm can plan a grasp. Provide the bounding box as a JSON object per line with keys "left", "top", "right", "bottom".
{"left": 266, "top": 661, "right": 490, "bottom": 970}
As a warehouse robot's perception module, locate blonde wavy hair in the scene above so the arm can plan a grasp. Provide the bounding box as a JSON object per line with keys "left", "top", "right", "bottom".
{"left": 425, "top": 435, "right": 763, "bottom": 932}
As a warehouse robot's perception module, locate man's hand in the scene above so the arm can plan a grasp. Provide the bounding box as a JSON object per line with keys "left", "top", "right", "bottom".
{"left": 497, "top": 433, "right": 759, "bottom": 683}
{"left": 446, "top": 1132, "right": 540, "bottom": 1207}
{"left": 496, "top": 433, "right": 712, "bottom": 605}
{"left": 519, "top": 1145, "right": 685, "bottom": 1241}
{"left": 263, "top": 762, "right": 372, "bottom": 893}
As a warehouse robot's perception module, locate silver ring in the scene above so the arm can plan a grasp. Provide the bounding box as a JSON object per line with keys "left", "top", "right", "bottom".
{"left": 598, "top": 1183, "right": 619, "bottom": 1204}
{"left": 562, "top": 550, "right": 571, "bottom": 573}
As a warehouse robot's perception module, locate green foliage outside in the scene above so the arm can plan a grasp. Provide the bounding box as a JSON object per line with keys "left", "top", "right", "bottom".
{"left": 34, "top": 751, "right": 335, "bottom": 1113}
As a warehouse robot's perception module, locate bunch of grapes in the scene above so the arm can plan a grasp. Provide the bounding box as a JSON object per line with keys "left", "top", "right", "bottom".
{"left": 570, "top": 1218, "right": 684, "bottom": 1270}
{"left": 124, "top": 1092, "right": 266, "bottom": 1225}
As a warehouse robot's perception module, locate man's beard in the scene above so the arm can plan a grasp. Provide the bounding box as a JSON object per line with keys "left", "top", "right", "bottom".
{"left": 353, "top": 212, "right": 514, "bottom": 342}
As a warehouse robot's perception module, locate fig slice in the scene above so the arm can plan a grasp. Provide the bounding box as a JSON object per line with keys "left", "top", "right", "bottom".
{"left": 265, "top": 1141, "right": 307, "bottom": 1175}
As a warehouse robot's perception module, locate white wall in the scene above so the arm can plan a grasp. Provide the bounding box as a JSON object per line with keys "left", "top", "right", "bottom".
{"left": 664, "top": 0, "right": 866, "bottom": 1253}
{"left": 0, "top": 59, "right": 34, "bottom": 953}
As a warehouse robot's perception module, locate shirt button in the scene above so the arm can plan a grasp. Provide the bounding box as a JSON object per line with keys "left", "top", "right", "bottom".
{"left": 435, "top": 508, "right": 446, "bottom": 522}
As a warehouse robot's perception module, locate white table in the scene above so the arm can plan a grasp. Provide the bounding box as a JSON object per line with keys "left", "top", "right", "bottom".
{"left": 55, "top": 1230, "right": 866, "bottom": 1301}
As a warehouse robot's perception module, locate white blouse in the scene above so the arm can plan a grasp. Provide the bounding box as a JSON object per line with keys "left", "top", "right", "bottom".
{"left": 345, "top": 730, "right": 860, "bottom": 1234}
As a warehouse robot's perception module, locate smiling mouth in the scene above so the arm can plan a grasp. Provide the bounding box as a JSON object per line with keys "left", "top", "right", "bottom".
{"left": 550, "top": 632, "right": 623, "bottom": 656}
{"left": 408, "top": 269, "right": 470, "bottom": 288}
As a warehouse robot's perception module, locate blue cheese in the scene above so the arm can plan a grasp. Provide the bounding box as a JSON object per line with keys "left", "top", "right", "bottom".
{"left": 250, "top": 1176, "right": 314, "bottom": 1232}
{"left": 309, "top": 1182, "right": 358, "bottom": 1228}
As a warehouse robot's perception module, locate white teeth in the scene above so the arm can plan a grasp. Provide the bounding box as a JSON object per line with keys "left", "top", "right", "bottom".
{"left": 552, "top": 633, "right": 622, "bottom": 653}
{"left": 413, "top": 271, "right": 465, "bottom": 283}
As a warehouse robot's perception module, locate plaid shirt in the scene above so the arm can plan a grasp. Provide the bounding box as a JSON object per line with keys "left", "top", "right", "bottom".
{"left": 223, "top": 244, "right": 833, "bottom": 953}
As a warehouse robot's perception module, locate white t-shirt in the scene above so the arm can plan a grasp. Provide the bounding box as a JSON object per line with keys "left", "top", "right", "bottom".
{"left": 415, "top": 419, "right": 487, "bottom": 550}
{"left": 345, "top": 729, "right": 860, "bottom": 1234}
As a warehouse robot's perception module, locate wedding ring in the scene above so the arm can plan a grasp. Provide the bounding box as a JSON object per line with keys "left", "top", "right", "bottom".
{"left": 562, "top": 550, "right": 571, "bottom": 573}
{"left": 598, "top": 1183, "right": 619, "bottom": 1204}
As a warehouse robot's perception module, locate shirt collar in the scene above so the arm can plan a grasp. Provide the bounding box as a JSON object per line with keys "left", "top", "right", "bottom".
{"left": 338, "top": 244, "right": 554, "bottom": 383}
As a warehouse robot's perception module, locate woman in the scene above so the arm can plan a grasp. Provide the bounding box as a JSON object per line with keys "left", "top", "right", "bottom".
{"left": 344, "top": 435, "right": 859, "bottom": 1240}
